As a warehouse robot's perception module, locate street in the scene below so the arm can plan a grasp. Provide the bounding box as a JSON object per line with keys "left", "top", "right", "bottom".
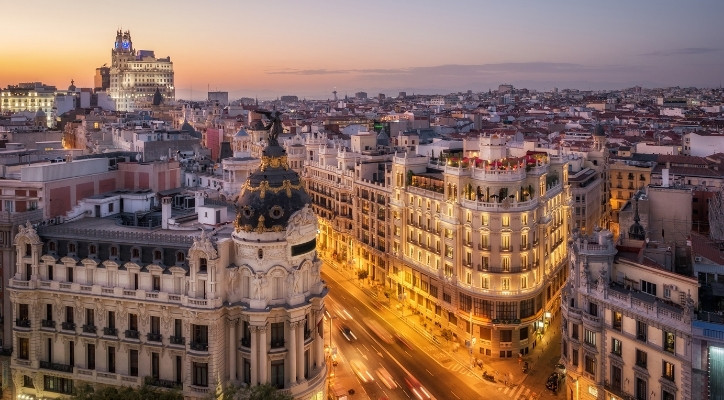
{"left": 323, "top": 262, "right": 565, "bottom": 400}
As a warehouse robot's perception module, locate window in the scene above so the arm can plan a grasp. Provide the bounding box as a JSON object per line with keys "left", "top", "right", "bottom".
{"left": 572, "top": 324, "right": 579, "bottom": 340}
{"left": 67, "top": 267, "right": 74, "bottom": 283}
{"left": 584, "top": 355, "right": 596, "bottom": 376}
{"left": 271, "top": 360, "right": 284, "bottom": 388}
{"left": 500, "top": 330, "right": 513, "bottom": 342}
{"left": 108, "top": 346, "right": 116, "bottom": 373}
{"left": 192, "top": 325, "right": 209, "bottom": 346}
{"left": 199, "top": 258, "right": 207, "bottom": 272}
{"left": 129, "top": 349, "right": 138, "bottom": 376}
{"left": 44, "top": 375, "right": 74, "bottom": 394}
{"left": 501, "top": 278, "right": 511, "bottom": 291}
{"left": 635, "top": 377, "right": 647, "bottom": 400}
{"left": 588, "top": 302, "right": 598, "bottom": 317}
{"left": 521, "top": 276, "right": 528, "bottom": 289}
{"left": 152, "top": 275, "right": 160, "bottom": 291}
{"left": 572, "top": 349, "right": 579, "bottom": 366}
{"left": 481, "top": 276, "right": 490, "bottom": 289}
{"left": 193, "top": 362, "right": 208, "bottom": 387}
{"left": 611, "top": 338, "right": 622, "bottom": 356}
{"left": 610, "top": 365, "right": 622, "bottom": 391}
{"left": 150, "top": 316, "right": 161, "bottom": 334}
{"left": 154, "top": 250, "right": 162, "bottom": 260}
{"left": 519, "top": 298, "right": 534, "bottom": 318}
{"left": 502, "top": 215, "right": 510, "bottom": 227}
{"left": 131, "top": 248, "right": 140, "bottom": 259}
{"left": 151, "top": 352, "right": 160, "bottom": 379}
{"left": 128, "top": 314, "right": 138, "bottom": 331}
{"left": 612, "top": 311, "right": 622, "bottom": 331}
{"left": 636, "top": 320, "right": 647, "bottom": 341}
{"left": 271, "top": 322, "right": 285, "bottom": 347}
{"left": 662, "top": 360, "right": 675, "bottom": 381}
{"left": 87, "top": 344, "right": 95, "bottom": 369}
{"left": 641, "top": 280, "right": 656, "bottom": 296}
{"left": 584, "top": 329, "right": 596, "bottom": 347}
{"left": 636, "top": 349, "right": 647, "bottom": 369}
{"left": 662, "top": 389, "right": 675, "bottom": 400}
{"left": 663, "top": 331, "right": 675, "bottom": 353}
{"left": 19, "top": 338, "right": 29, "bottom": 359}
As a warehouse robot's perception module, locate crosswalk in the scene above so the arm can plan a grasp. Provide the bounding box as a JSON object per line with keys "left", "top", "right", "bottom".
{"left": 498, "top": 384, "right": 538, "bottom": 399}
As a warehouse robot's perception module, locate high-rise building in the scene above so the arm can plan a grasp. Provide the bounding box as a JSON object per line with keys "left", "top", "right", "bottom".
{"left": 7, "top": 116, "right": 327, "bottom": 399}
{"left": 94, "top": 66, "right": 110, "bottom": 92}
{"left": 109, "top": 30, "right": 175, "bottom": 112}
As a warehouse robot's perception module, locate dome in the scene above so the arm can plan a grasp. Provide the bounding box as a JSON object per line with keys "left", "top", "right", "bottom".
{"left": 35, "top": 108, "right": 46, "bottom": 118}
{"left": 180, "top": 120, "right": 194, "bottom": 132}
{"left": 235, "top": 112, "right": 310, "bottom": 233}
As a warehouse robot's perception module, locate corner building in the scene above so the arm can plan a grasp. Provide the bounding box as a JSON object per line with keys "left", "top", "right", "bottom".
{"left": 388, "top": 134, "right": 571, "bottom": 357}
{"left": 8, "top": 128, "right": 327, "bottom": 398}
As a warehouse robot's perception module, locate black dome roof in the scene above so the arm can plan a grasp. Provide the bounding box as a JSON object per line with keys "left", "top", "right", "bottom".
{"left": 235, "top": 112, "right": 310, "bottom": 233}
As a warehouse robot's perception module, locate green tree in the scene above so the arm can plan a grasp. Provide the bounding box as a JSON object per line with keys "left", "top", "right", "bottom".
{"left": 66, "top": 384, "right": 182, "bottom": 400}
{"left": 217, "top": 383, "right": 293, "bottom": 400}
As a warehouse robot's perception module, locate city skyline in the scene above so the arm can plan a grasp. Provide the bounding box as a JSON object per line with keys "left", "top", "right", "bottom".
{"left": 2, "top": 0, "right": 723, "bottom": 100}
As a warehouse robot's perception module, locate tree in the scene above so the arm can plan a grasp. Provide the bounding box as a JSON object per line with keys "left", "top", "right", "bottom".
{"left": 67, "top": 384, "right": 183, "bottom": 400}
{"left": 217, "top": 383, "right": 293, "bottom": 400}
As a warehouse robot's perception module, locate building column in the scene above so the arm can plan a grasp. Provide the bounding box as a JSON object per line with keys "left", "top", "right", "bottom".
{"left": 250, "top": 326, "right": 258, "bottom": 385}
{"left": 288, "top": 322, "right": 298, "bottom": 385}
{"left": 259, "top": 326, "right": 268, "bottom": 383}
{"left": 228, "top": 319, "right": 237, "bottom": 381}
{"left": 314, "top": 316, "right": 324, "bottom": 370}
{"left": 296, "top": 321, "right": 305, "bottom": 381}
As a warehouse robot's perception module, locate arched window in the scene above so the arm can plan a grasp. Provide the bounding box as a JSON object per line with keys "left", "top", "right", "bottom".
{"left": 258, "top": 249, "right": 263, "bottom": 259}
{"left": 25, "top": 244, "right": 31, "bottom": 256}
{"left": 132, "top": 248, "right": 140, "bottom": 258}
{"left": 89, "top": 245, "right": 97, "bottom": 255}
{"left": 110, "top": 246, "right": 118, "bottom": 257}
{"left": 176, "top": 252, "right": 185, "bottom": 263}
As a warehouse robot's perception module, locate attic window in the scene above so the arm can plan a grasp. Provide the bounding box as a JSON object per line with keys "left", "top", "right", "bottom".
{"left": 89, "top": 245, "right": 97, "bottom": 255}
{"left": 110, "top": 246, "right": 118, "bottom": 257}
{"left": 242, "top": 206, "right": 253, "bottom": 218}
{"left": 68, "top": 243, "right": 76, "bottom": 253}
{"left": 132, "top": 248, "right": 140, "bottom": 258}
{"left": 154, "top": 250, "right": 162, "bottom": 261}
{"left": 49, "top": 242, "right": 56, "bottom": 252}
{"left": 176, "top": 252, "right": 185, "bottom": 263}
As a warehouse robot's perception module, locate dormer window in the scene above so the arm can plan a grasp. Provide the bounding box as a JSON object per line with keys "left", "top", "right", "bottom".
{"left": 110, "top": 246, "right": 118, "bottom": 257}
{"left": 199, "top": 258, "right": 207, "bottom": 273}
{"left": 89, "top": 244, "right": 97, "bottom": 255}
{"left": 68, "top": 243, "right": 76, "bottom": 253}
{"left": 176, "top": 252, "right": 185, "bottom": 263}
{"left": 131, "top": 248, "right": 140, "bottom": 259}
{"left": 153, "top": 250, "right": 162, "bottom": 261}
{"left": 25, "top": 244, "right": 31, "bottom": 256}
{"left": 49, "top": 242, "right": 56, "bottom": 252}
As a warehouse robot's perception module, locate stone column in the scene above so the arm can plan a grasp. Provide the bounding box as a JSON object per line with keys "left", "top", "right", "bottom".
{"left": 314, "top": 317, "right": 324, "bottom": 370}
{"left": 296, "top": 322, "right": 305, "bottom": 381}
{"left": 228, "top": 319, "right": 237, "bottom": 381}
{"left": 250, "top": 326, "right": 258, "bottom": 385}
{"left": 259, "top": 326, "right": 268, "bottom": 383}
{"left": 288, "top": 322, "right": 297, "bottom": 385}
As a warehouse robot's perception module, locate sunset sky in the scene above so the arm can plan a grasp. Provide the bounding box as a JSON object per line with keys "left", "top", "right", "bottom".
{"left": 2, "top": 0, "right": 723, "bottom": 100}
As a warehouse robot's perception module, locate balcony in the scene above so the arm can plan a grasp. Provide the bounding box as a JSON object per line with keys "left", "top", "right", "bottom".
{"left": 41, "top": 319, "right": 56, "bottom": 328}
{"left": 61, "top": 322, "right": 76, "bottom": 331}
{"left": 499, "top": 246, "right": 512, "bottom": 253}
{"left": 190, "top": 341, "right": 208, "bottom": 352}
{"left": 103, "top": 327, "right": 118, "bottom": 336}
{"left": 125, "top": 329, "right": 140, "bottom": 339}
{"left": 169, "top": 336, "right": 186, "bottom": 345}
{"left": 15, "top": 319, "right": 31, "bottom": 328}
{"left": 40, "top": 361, "right": 73, "bottom": 373}
{"left": 147, "top": 332, "right": 163, "bottom": 342}
{"left": 82, "top": 325, "right": 97, "bottom": 334}
{"left": 145, "top": 376, "right": 182, "bottom": 390}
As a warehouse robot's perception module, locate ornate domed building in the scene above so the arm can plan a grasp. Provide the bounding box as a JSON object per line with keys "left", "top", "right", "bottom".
{"left": 7, "top": 111, "right": 327, "bottom": 400}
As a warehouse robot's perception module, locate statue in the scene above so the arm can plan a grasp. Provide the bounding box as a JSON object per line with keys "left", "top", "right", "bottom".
{"left": 252, "top": 272, "right": 266, "bottom": 300}
{"left": 258, "top": 110, "right": 283, "bottom": 146}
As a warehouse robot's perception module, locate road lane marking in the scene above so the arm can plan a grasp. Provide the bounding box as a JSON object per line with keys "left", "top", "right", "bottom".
{"left": 451, "top": 392, "right": 460, "bottom": 399}
{"left": 426, "top": 368, "right": 433, "bottom": 376}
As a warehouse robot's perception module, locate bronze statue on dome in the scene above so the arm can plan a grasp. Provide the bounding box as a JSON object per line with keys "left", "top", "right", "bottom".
{"left": 258, "top": 110, "right": 283, "bottom": 145}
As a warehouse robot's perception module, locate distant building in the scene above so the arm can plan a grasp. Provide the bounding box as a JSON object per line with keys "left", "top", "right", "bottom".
{"left": 683, "top": 132, "right": 724, "bottom": 157}
{"left": 355, "top": 91, "right": 367, "bottom": 100}
{"left": 94, "top": 66, "right": 110, "bottom": 92}
{"left": 109, "top": 30, "right": 175, "bottom": 112}
{"left": 0, "top": 82, "right": 60, "bottom": 127}
{"left": 280, "top": 95, "right": 298, "bottom": 103}
{"left": 207, "top": 91, "right": 229, "bottom": 106}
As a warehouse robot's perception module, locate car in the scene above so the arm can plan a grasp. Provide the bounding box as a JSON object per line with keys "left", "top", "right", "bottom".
{"left": 546, "top": 372, "right": 564, "bottom": 393}
{"left": 340, "top": 325, "right": 357, "bottom": 341}
{"left": 350, "top": 360, "right": 375, "bottom": 383}
{"left": 376, "top": 367, "right": 397, "bottom": 389}
{"left": 554, "top": 363, "right": 566, "bottom": 376}
{"left": 404, "top": 375, "right": 432, "bottom": 400}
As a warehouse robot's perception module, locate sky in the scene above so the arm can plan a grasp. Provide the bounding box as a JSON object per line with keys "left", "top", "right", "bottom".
{"left": 2, "top": 0, "right": 723, "bottom": 100}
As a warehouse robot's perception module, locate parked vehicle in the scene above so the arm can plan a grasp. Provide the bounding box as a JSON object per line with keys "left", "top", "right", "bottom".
{"left": 482, "top": 371, "right": 496, "bottom": 382}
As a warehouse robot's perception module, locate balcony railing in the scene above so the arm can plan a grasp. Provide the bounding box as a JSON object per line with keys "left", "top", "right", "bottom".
{"left": 169, "top": 336, "right": 185, "bottom": 345}
{"left": 125, "top": 329, "right": 140, "bottom": 339}
{"left": 15, "top": 319, "right": 31, "bottom": 328}
{"left": 147, "top": 332, "right": 163, "bottom": 342}
{"left": 103, "top": 327, "right": 118, "bottom": 336}
{"left": 145, "top": 376, "right": 182, "bottom": 389}
{"left": 41, "top": 319, "right": 56, "bottom": 328}
{"left": 190, "top": 341, "right": 208, "bottom": 352}
{"left": 40, "top": 361, "right": 73, "bottom": 373}
{"left": 61, "top": 322, "right": 76, "bottom": 331}
{"left": 82, "top": 325, "right": 97, "bottom": 334}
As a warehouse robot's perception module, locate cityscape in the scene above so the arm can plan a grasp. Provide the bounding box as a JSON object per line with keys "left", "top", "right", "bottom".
{"left": 2, "top": 2, "right": 724, "bottom": 400}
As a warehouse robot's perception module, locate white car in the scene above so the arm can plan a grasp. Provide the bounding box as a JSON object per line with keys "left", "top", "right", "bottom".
{"left": 350, "top": 360, "right": 375, "bottom": 383}
{"left": 376, "top": 367, "right": 397, "bottom": 389}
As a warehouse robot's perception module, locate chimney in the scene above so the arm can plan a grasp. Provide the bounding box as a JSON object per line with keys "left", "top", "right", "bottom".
{"left": 662, "top": 168, "right": 670, "bottom": 187}
{"left": 162, "top": 197, "right": 172, "bottom": 229}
